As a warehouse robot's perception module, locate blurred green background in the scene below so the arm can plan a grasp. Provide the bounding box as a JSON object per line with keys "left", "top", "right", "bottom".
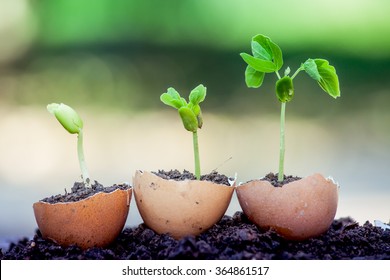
{"left": 0, "top": 0, "right": 389, "bottom": 246}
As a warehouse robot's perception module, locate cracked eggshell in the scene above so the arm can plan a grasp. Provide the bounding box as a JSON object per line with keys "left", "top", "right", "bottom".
{"left": 236, "top": 173, "right": 338, "bottom": 240}
{"left": 133, "top": 170, "right": 235, "bottom": 239}
{"left": 33, "top": 188, "right": 132, "bottom": 249}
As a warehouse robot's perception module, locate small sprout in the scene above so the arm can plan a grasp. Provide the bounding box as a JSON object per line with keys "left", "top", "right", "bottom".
{"left": 47, "top": 103, "right": 90, "bottom": 186}
{"left": 241, "top": 34, "right": 340, "bottom": 182}
{"left": 160, "top": 84, "right": 206, "bottom": 180}
{"left": 47, "top": 103, "right": 83, "bottom": 134}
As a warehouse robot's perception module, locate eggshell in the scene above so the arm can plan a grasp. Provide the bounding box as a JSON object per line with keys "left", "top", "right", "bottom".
{"left": 236, "top": 173, "right": 338, "bottom": 240}
{"left": 133, "top": 170, "right": 235, "bottom": 239}
{"left": 33, "top": 188, "right": 132, "bottom": 249}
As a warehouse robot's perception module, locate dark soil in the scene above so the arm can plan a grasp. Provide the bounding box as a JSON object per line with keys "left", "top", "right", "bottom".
{"left": 261, "top": 172, "right": 302, "bottom": 187}
{"left": 153, "top": 169, "right": 232, "bottom": 186}
{"left": 1, "top": 213, "right": 389, "bottom": 260}
{"left": 41, "top": 181, "right": 131, "bottom": 204}
{"left": 39, "top": 171, "right": 285, "bottom": 204}
{"left": 1, "top": 171, "right": 388, "bottom": 260}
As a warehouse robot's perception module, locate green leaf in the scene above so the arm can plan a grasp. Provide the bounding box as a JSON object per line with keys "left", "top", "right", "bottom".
{"left": 268, "top": 39, "right": 283, "bottom": 71}
{"left": 47, "top": 103, "right": 83, "bottom": 134}
{"left": 314, "top": 59, "right": 340, "bottom": 98}
{"left": 189, "top": 84, "right": 206, "bottom": 105}
{"left": 166, "top": 87, "right": 181, "bottom": 99}
{"left": 178, "top": 107, "right": 198, "bottom": 132}
{"left": 189, "top": 103, "right": 200, "bottom": 116}
{"left": 252, "top": 35, "right": 272, "bottom": 56}
{"left": 240, "top": 53, "right": 276, "bottom": 73}
{"left": 275, "top": 76, "right": 294, "bottom": 102}
{"left": 252, "top": 34, "right": 283, "bottom": 71}
{"left": 160, "top": 88, "right": 186, "bottom": 109}
{"left": 303, "top": 59, "right": 321, "bottom": 81}
{"left": 251, "top": 41, "right": 272, "bottom": 60}
{"left": 160, "top": 93, "right": 177, "bottom": 108}
{"left": 244, "top": 65, "right": 265, "bottom": 88}
{"left": 241, "top": 34, "right": 283, "bottom": 77}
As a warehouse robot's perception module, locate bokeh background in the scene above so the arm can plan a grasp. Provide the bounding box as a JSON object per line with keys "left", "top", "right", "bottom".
{"left": 1, "top": 0, "right": 389, "bottom": 248}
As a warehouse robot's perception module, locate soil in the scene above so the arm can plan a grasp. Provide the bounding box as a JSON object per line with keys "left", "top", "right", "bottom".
{"left": 1, "top": 171, "right": 389, "bottom": 260}
{"left": 261, "top": 172, "right": 302, "bottom": 187}
{"left": 41, "top": 181, "right": 131, "bottom": 204}
{"left": 153, "top": 169, "right": 232, "bottom": 185}
{"left": 1, "top": 213, "right": 389, "bottom": 260}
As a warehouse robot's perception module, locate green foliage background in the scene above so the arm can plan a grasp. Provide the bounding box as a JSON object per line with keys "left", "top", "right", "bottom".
{"left": 1, "top": 0, "right": 389, "bottom": 116}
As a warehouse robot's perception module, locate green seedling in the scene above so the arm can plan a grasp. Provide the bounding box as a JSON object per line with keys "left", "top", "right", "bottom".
{"left": 240, "top": 34, "right": 340, "bottom": 182}
{"left": 160, "top": 84, "right": 206, "bottom": 180}
{"left": 47, "top": 103, "right": 91, "bottom": 186}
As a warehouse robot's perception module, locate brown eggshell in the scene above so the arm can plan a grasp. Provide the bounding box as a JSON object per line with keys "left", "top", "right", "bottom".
{"left": 33, "top": 188, "right": 132, "bottom": 249}
{"left": 236, "top": 173, "right": 338, "bottom": 240}
{"left": 133, "top": 170, "right": 235, "bottom": 239}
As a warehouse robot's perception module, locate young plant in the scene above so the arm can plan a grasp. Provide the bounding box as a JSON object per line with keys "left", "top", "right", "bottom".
{"left": 240, "top": 34, "right": 340, "bottom": 182}
{"left": 47, "top": 103, "right": 91, "bottom": 186}
{"left": 160, "top": 84, "right": 206, "bottom": 180}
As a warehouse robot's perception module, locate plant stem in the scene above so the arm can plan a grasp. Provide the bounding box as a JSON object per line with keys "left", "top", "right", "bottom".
{"left": 291, "top": 66, "right": 303, "bottom": 80}
{"left": 278, "top": 102, "right": 286, "bottom": 182}
{"left": 193, "top": 130, "right": 201, "bottom": 180}
{"left": 275, "top": 70, "right": 281, "bottom": 80}
{"left": 77, "top": 129, "right": 90, "bottom": 186}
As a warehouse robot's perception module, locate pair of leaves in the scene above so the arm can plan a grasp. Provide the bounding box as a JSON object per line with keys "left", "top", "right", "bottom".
{"left": 275, "top": 59, "right": 340, "bottom": 102}
{"left": 240, "top": 34, "right": 341, "bottom": 100}
{"left": 160, "top": 84, "right": 206, "bottom": 132}
{"left": 303, "top": 58, "right": 340, "bottom": 98}
{"left": 47, "top": 103, "right": 83, "bottom": 134}
{"left": 240, "top": 34, "right": 283, "bottom": 88}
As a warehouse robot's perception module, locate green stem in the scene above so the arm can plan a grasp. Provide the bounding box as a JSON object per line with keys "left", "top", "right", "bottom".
{"left": 291, "top": 66, "right": 303, "bottom": 80}
{"left": 278, "top": 102, "right": 286, "bottom": 182}
{"left": 193, "top": 130, "right": 201, "bottom": 180}
{"left": 77, "top": 129, "right": 90, "bottom": 186}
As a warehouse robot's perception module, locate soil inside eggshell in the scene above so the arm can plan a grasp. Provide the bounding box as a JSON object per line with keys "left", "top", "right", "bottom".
{"left": 41, "top": 181, "right": 131, "bottom": 204}
{"left": 152, "top": 169, "right": 232, "bottom": 185}
{"left": 261, "top": 172, "right": 302, "bottom": 187}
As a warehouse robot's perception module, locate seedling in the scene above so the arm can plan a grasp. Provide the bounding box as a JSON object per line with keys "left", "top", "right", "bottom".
{"left": 47, "top": 103, "right": 91, "bottom": 186}
{"left": 240, "top": 34, "right": 340, "bottom": 182}
{"left": 160, "top": 84, "right": 206, "bottom": 180}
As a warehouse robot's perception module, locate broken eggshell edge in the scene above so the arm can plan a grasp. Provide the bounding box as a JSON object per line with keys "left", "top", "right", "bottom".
{"left": 133, "top": 170, "right": 235, "bottom": 239}
{"left": 33, "top": 188, "right": 132, "bottom": 250}
{"left": 236, "top": 173, "right": 338, "bottom": 240}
